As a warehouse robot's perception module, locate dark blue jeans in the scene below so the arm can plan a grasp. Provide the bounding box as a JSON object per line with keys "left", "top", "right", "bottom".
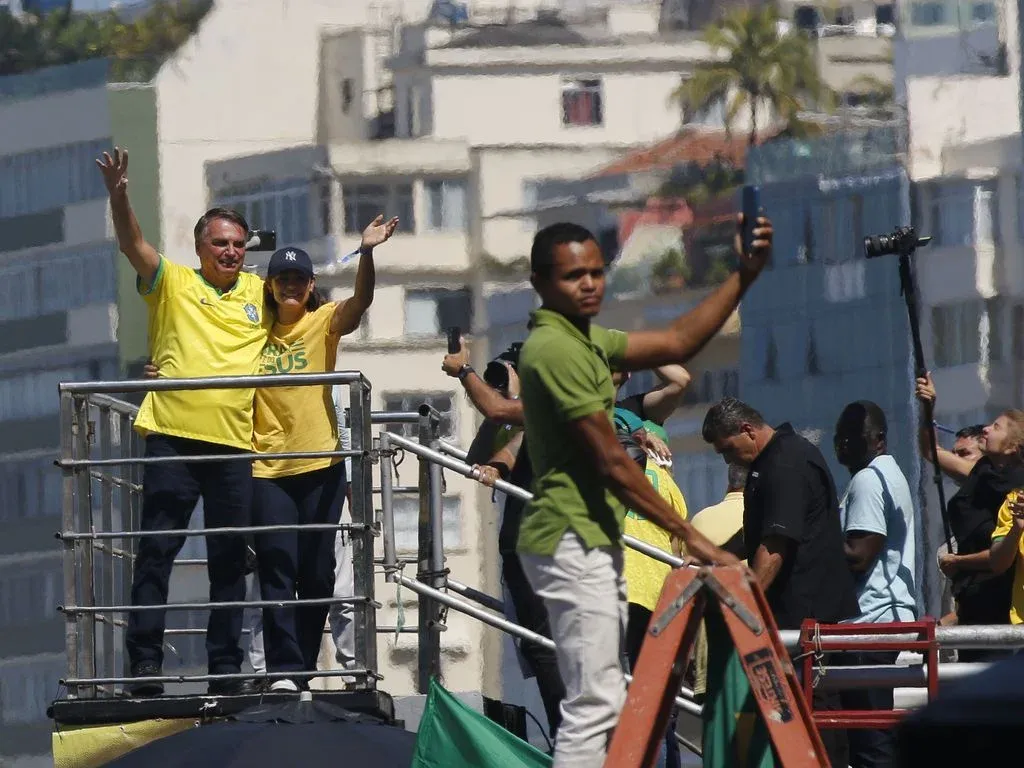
{"left": 252, "top": 461, "right": 346, "bottom": 673}
{"left": 126, "top": 434, "right": 252, "bottom": 674}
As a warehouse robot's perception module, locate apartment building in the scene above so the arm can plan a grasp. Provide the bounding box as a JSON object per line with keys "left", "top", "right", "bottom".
{"left": 0, "top": 58, "right": 157, "bottom": 763}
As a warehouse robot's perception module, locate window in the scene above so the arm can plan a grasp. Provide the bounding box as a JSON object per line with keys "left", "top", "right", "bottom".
{"left": 986, "top": 297, "right": 1005, "bottom": 363}
{"left": 392, "top": 496, "right": 463, "bottom": 552}
{"left": 424, "top": 179, "right": 467, "bottom": 231}
{"left": 381, "top": 392, "right": 456, "bottom": 439}
{"left": 910, "top": 1, "right": 947, "bottom": 25}
{"left": 683, "top": 368, "right": 740, "bottom": 405}
{"left": 0, "top": 558, "right": 60, "bottom": 628}
{"left": 0, "top": 458, "right": 62, "bottom": 523}
{"left": 764, "top": 334, "right": 778, "bottom": 381}
{"left": 213, "top": 178, "right": 326, "bottom": 245}
{"left": 0, "top": 656, "right": 65, "bottom": 725}
{"left": 343, "top": 182, "right": 414, "bottom": 234}
{"left": 0, "top": 241, "right": 115, "bottom": 322}
{"left": 0, "top": 138, "right": 109, "bottom": 219}
{"left": 404, "top": 287, "right": 473, "bottom": 336}
{"left": 1014, "top": 304, "right": 1024, "bottom": 360}
{"left": 970, "top": 2, "right": 996, "bottom": 23}
{"left": 0, "top": 364, "right": 93, "bottom": 421}
{"left": 341, "top": 78, "right": 354, "bottom": 113}
{"left": 561, "top": 78, "right": 603, "bottom": 127}
{"left": 929, "top": 181, "right": 996, "bottom": 247}
{"left": 931, "top": 301, "right": 982, "bottom": 368}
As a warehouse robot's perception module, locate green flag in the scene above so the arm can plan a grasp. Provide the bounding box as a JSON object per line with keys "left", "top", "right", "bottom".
{"left": 411, "top": 678, "right": 553, "bottom": 768}
{"left": 701, "top": 609, "right": 777, "bottom": 768}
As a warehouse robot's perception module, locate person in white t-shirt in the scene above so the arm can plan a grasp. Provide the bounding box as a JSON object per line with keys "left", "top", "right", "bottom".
{"left": 834, "top": 400, "right": 918, "bottom": 768}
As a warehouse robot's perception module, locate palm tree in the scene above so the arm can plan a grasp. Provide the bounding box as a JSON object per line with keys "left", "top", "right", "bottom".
{"left": 674, "top": 6, "right": 832, "bottom": 146}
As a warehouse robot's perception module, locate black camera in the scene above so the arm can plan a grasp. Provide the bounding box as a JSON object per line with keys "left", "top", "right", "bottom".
{"left": 483, "top": 342, "right": 523, "bottom": 393}
{"left": 864, "top": 226, "right": 930, "bottom": 259}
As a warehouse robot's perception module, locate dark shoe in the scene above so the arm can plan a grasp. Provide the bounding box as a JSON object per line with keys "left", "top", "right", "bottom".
{"left": 207, "top": 676, "right": 259, "bottom": 696}
{"left": 128, "top": 661, "right": 165, "bottom": 697}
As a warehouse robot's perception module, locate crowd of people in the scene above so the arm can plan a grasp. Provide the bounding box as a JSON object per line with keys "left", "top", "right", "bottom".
{"left": 443, "top": 215, "right": 1024, "bottom": 768}
{"left": 101, "top": 140, "right": 1024, "bottom": 768}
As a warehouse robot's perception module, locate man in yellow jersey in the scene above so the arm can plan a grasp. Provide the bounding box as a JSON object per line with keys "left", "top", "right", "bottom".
{"left": 97, "top": 148, "right": 270, "bottom": 696}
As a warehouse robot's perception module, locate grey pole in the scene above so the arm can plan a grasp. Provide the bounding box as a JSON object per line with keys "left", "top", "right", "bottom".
{"left": 416, "top": 408, "right": 443, "bottom": 692}
{"left": 59, "top": 391, "right": 80, "bottom": 698}
{"left": 348, "top": 377, "right": 378, "bottom": 688}
{"left": 378, "top": 432, "right": 399, "bottom": 580}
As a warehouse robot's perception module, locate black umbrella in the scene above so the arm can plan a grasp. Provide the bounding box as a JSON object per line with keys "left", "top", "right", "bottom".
{"left": 106, "top": 692, "right": 417, "bottom": 767}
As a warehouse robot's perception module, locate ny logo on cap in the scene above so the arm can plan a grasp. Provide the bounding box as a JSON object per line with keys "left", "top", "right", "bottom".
{"left": 285, "top": 250, "right": 297, "bottom": 261}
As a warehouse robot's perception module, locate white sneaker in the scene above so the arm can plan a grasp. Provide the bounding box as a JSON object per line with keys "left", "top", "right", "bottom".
{"left": 270, "top": 679, "right": 299, "bottom": 692}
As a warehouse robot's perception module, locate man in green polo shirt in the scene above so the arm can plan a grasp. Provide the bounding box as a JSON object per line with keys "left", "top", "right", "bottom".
{"left": 516, "top": 217, "right": 772, "bottom": 768}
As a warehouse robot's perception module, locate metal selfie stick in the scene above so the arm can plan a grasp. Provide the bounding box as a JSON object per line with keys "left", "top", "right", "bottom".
{"left": 865, "top": 227, "right": 953, "bottom": 550}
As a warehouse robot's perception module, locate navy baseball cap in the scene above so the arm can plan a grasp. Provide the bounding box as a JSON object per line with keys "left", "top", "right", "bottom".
{"left": 267, "top": 247, "right": 314, "bottom": 278}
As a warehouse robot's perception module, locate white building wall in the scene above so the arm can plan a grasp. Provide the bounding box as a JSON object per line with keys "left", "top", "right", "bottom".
{"left": 430, "top": 69, "right": 685, "bottom": 146}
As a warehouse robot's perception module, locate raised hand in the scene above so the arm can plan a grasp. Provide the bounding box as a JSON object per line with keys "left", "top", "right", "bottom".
{"left": 734, "top": 213, "right": 773, "bottom": 277}
{"left": 360, "top": 214, "right": 400, "bottom": 251}
{"left": 96, "top": 147, "right": 129, "bottom": 199}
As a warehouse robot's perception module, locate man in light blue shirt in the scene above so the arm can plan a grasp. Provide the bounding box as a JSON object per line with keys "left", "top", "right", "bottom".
{"left": 834, "top": 400, "right": 917, "bottom": 768}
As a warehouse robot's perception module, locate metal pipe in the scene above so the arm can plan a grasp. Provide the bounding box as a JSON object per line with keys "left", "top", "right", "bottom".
{"left": 438, "top": 440, "right": 468, "bottom": 461}
{"left": 379, "top": 432, "right": 398, "bottom": 579}
{"left": 385, "top": 431, "right": 690, "bottom": 570}
{"left": 63, "top": 667, "right": 376, "bottom": 688}
{"left": 59, "top": 370, "right": 365, "bottom": 395}
{"left": 814, "top": 662, "right": 992, "bottom": 692}
{"left": 58, "top": 447, "right": 362, "bottom": 469}
{"left": 59, "top": 391, "right": 80, "bottom": 692}
{"left": 397, "top": 575, "right": 702, "bottom": 716}
{"left": 416, "top": 412, "right": 443, "bottom": 693}
{"left": 97, "top": 410, "right": 116, "bottom": 685}
{"left": 60, "top": 522, "right": 369, "bottom": 541}
{"left": 447, "top": 578, "right": 506, "bottom": 614}
{"left": 349, "top": 380, "right": 378, "bottom": 686}
{"left": 372, "top": 486, "right": 420, "bottom": 494}
{"left": 61, "top": 596, "right": 377, "bottom": 614}
{"left": 371, "top": 411, "right": 422, "bottom": 424}
{"left": 778, "top": 625, "right": 1024, "bottom": 651}
{"left": 86, "top": 392, "right": 140, "bottom": 415}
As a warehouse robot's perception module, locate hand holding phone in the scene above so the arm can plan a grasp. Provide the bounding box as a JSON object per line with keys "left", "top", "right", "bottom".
{"left": 447, "top": 327, "right": 461, "bottom": 354}
{"left": 741, "top": 185, "right": 761, "bottom": 256}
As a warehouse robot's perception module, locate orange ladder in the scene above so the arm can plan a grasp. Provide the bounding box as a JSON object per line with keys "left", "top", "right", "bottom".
{"left": 604, "top": 565, "right": 830, "bottom": 768}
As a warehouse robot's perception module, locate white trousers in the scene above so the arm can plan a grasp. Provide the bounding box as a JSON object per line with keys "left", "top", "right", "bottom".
{"left": 521, "top": 531, "right": 628, "bottom": 768}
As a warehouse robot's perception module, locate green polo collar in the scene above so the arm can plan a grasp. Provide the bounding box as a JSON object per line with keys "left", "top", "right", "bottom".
{"left": 529, "top": 308, "right": 596, "bottom": 347}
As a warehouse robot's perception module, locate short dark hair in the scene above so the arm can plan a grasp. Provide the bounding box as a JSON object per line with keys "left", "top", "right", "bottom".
{"left": 701, "top": 397, "right": 766, "bottom": 443}
{"left": 837, "top": 400, "right": 888, "bottom": 443}
{"left": 727, "top": 463, "right": 749, "bottom": 491}
{"left": 194, "top": 207, "right": 249, "bottom": 247}
{"left": 530, "top": 222, "right": 597, "bottom": 277}
{"left": 955, "top": 424, "right": 986, "bottom": 441}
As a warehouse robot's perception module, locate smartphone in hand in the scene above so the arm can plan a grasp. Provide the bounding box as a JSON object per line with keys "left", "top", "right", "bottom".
{"left": 447, "top": 327, "right": 461, "bottom": 354}
{"left": 741, "top": 185, "right": 761, "bottom": 255}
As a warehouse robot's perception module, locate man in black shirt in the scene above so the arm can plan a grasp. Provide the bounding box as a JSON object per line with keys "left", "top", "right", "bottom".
{"left": 702, "top": 396, "right": 858, "bottom": 767}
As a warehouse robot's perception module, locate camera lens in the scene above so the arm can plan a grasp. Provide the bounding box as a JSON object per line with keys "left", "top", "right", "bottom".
{"left": 864, "top": 235, "right": 890, "bottom": 258}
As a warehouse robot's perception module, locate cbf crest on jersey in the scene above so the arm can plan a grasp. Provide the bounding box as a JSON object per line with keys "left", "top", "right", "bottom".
{"left": 243, "top": 303, "right": 260, "bottom": 324}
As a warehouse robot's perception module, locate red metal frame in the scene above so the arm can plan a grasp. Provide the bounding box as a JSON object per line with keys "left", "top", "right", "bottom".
{"left": 798, "top": 618, "right": 939, "bottom": 730}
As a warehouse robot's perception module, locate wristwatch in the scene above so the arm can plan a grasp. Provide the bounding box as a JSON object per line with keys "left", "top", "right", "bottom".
{"left": 457, "top": 364, "right": 475, "bottom": 381}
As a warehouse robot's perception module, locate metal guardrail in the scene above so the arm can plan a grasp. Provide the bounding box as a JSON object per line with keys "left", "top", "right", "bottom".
{"left": 55, "top": 369, "right": 1024, "bottom": 743}
{"left": 56, "top": 371, "right": 380, "bottom": 699}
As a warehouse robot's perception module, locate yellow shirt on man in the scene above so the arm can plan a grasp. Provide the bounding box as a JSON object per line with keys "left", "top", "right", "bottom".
{"left": 134, "top": 257, "right": 269, "bottom": 450}
{"left": 623, "top": 463, "right": 688, "bottom": 612}
{"left": 992, "top": 493, "right": 1024, "bottom": 624}
{"left": 253, "top": 302, "right": 341, "bottom": 479}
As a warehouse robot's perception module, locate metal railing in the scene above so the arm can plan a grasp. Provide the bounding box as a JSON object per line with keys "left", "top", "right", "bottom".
{"left": 57, "top": 371, "right": 382, "bottom": 698}
{"left": 55, "top": 370, "right": 1024, "bottom": 742}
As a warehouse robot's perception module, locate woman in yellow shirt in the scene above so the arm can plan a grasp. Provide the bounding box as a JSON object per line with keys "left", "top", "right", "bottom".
{"left": 253, "top": 215, "right": 397, "bottom": 691}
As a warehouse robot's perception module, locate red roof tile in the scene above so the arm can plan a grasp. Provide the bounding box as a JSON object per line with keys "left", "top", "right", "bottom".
{"left": 593, "top": 128, "right": 760, "bottom": 178}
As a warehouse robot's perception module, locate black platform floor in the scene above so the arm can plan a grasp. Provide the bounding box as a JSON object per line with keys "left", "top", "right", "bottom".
{"left": 48, "top": 688, "right": 396, "bottom": 727}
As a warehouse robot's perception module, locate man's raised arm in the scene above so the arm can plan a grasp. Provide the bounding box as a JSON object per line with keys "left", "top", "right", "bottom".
{"left": 620, "top": 215, "right": 773, "bottom": 371}
{"left": 96, "top": 147, "right": 160, "bottom": 284}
